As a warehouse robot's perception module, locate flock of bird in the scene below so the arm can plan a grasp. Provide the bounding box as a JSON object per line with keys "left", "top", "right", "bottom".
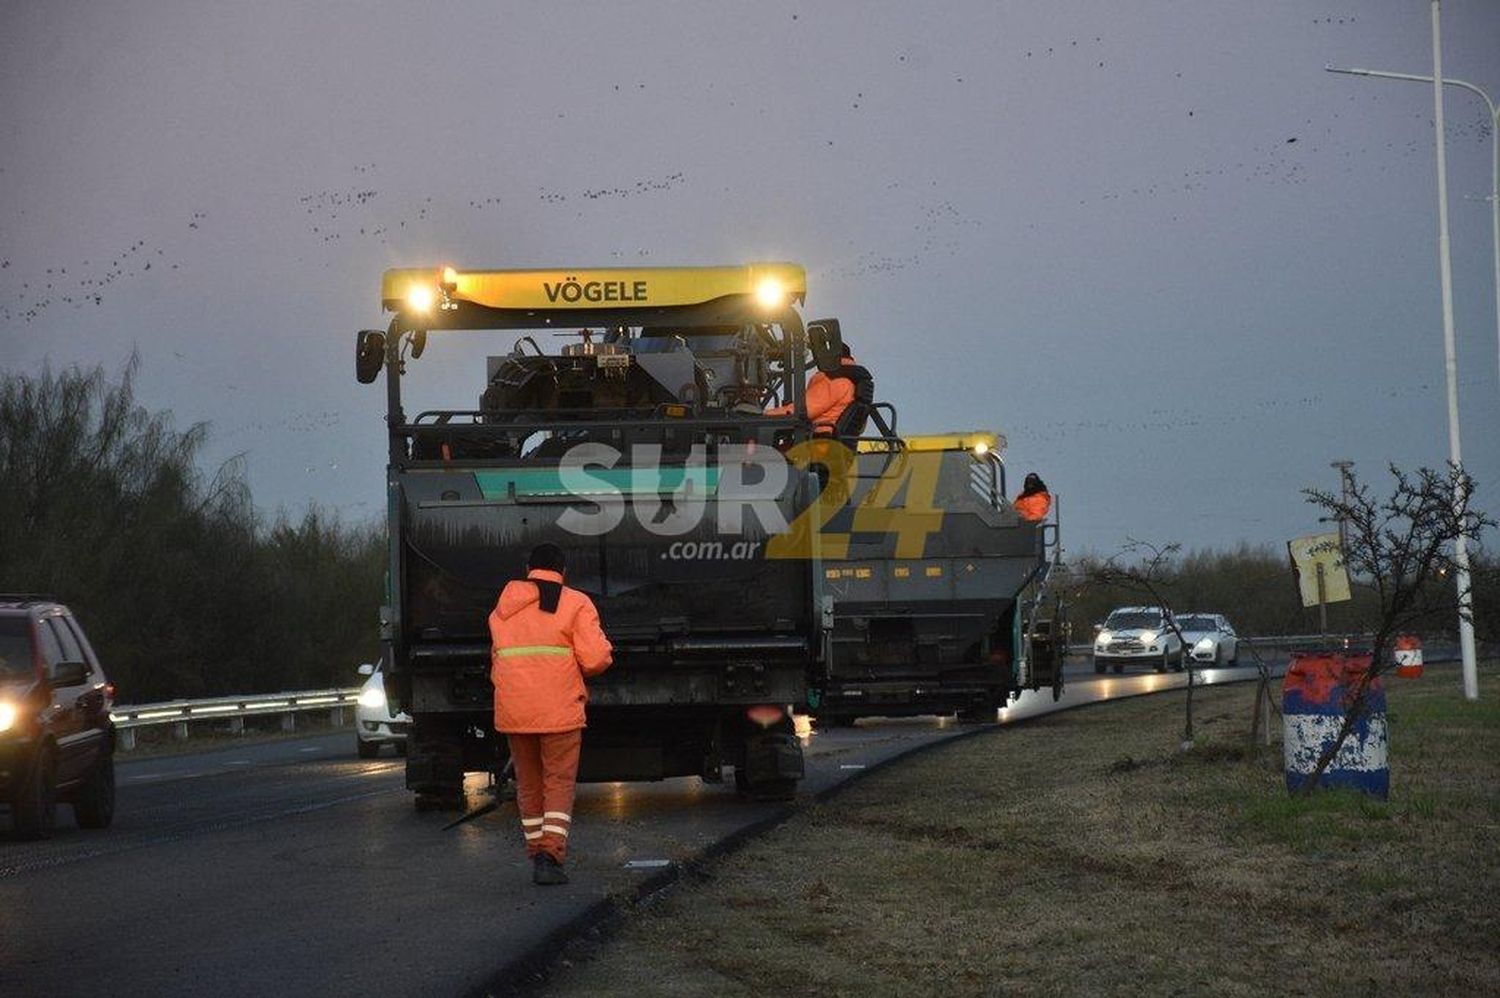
{"left": 0, "top": 221, "right": 199, "bottom": 325}
{"left": 1, "top": 11, "right": 1488, "bottom": 507}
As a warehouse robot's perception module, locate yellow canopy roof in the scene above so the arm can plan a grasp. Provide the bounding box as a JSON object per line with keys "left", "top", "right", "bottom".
{"left": 382, "top": 262, "right": 806, "bottom": 314}
{"left": 857, "top": 431, "right": 1005, "bottom": 455}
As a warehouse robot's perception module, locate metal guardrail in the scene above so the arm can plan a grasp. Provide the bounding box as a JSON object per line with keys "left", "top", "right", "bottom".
{"left": 110, "top": 687, "right": 362, "bottom": 750}
{"left": 1065, "top": 633, "right": 1358, "bottom": 656}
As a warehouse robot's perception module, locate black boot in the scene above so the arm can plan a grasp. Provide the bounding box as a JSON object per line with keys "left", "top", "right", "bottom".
{"left": 532, "top": 853, "right": 569, "bottom": 886}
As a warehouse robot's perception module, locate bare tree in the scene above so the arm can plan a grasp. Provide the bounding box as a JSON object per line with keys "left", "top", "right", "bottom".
{"left": 1295, "top": 463, "right": 1492, "bottom": 793}
{"left": 1087, "top": 539, "right": 1201, "bottom": 749}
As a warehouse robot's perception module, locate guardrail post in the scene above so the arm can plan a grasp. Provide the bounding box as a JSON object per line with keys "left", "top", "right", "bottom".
{"left": 281, "top": 713, "right": 296, "bottom": 733}
{"left": 120, "top": 728, "right": 137, "bottom": 751}
{"left": 228, "top": 716, "right": 244, "bottom": 736}
{"left": 331, "top": 706, "right": 346, "bottom": 728}
{"left": 173, "top": 721, "right": 189, "bottom": 741}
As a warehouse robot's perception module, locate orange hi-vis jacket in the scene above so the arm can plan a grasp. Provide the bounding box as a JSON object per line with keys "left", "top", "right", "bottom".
{"left": 1015, "top": 491, "right": 1052, "bottom": 522}
{"left": 488, "top": 569, "right": 614, "bottom": 734}
{"left": 765, "top": 357, "right": 858, "bottom": 435}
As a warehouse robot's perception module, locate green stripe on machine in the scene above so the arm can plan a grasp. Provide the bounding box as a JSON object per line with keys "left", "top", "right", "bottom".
{"left": 474, "top": 467, "right": 721, "bottom": 500}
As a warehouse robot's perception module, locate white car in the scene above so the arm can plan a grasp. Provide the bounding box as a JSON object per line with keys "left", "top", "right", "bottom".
{"left": 1176, "top": 614, "right": 1239, "bottom": 666}
{"left": 355, "top": 663, "right": 411, "bottom": 759}
{"left": 1093, "top": 606, "right": 1185, "bottom": 674}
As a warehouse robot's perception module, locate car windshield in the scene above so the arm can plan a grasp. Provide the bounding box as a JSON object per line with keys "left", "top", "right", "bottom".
{"left": 0, "top": 617, "right": 34, "bottom": 679}
{"left": 1106, "top": 612, "right": 1160, "bottom": 630}
{"left": 1178, "top": 616, "right": 1217, "bottom": 631}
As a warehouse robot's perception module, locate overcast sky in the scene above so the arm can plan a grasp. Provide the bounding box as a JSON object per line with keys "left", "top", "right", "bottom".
{"left": 2, "top": 0, "right": 1498, "bottom": 557}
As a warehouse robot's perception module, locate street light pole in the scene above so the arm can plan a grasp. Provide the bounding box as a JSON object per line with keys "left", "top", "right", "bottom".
{"left": 1325, "top": 65, "right": 1500, "bottom": 392}
{"left": 1325, "top": 3, "right": 1480, "bottom": 699}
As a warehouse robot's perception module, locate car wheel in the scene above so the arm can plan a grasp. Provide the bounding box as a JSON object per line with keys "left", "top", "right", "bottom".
{"left": 12, "top": 747, "right": 58, "bottom": 840}
{"left": 393, "top": 739, "right": 408, "bottom": 757}
{"left": 1155, "top": 651, "right": 1168, "bottom": 673}
{"left": 1172, "top": 647, "right": 1186, "bottom": 673}
{"left": 356, "top": 736, "right": 381, "bottom": 759}
{"left": 1111, "top": 662, "right": 1124, "bottom": 674}
{"left": 1093, "top": 659, "right": 1106, "bottom": 674}
{"left": 72, "top": 754, "right": 116, "bottom": 829}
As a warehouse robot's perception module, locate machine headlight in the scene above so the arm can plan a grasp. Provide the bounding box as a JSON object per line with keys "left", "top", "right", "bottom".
{"left": 357, "top": 686, "right": 387, "bottom": 710}
{"left": 0, "top": 701, "right": 17, "bottom": 733}
{"left": 972, "top": 440, "right": 990, "bottom": 457}
{"left": 405, "top": 286, "right": 435, "bottom": 312}
{"left": 755, "top": 277, "right": 786, "bottom": 308}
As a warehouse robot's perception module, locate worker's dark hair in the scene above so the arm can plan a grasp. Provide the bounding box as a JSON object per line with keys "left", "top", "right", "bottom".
{"left": 1022, "top": 472, "right": 1047, "bottom": 496}
{"left": 840, "top": 342, "right": 852, "bottom": 358}
{"left": 527, "top": 543, "right": 566, "bottom": 573}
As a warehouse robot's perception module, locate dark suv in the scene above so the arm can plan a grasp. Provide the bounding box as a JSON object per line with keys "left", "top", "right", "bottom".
{"left": 0, "top": 596, "right": 116, "bottom": 838}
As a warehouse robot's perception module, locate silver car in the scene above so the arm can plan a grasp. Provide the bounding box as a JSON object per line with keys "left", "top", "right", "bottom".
{"left": 1176, "top": 614, "right": 1239, "bottom": 666}
{"left": 355, "top": 663, "right": 411, "bottom": 758}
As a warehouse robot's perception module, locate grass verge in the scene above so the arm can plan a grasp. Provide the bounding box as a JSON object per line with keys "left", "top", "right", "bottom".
{"left": 541, "top": 663, "right": 1500, "bottom": 997}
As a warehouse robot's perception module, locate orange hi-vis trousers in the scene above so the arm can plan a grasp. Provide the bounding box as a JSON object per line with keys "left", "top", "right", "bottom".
{"left": 507, "top": 730, "right": 583, "bottom": 863}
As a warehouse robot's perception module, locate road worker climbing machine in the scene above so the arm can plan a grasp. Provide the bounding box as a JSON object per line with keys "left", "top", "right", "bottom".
{"left": 354, "top": 263, "right": 841, "bottom": 807}
{"left": 809, "top": 432, "right": 1067, "bottom": 725}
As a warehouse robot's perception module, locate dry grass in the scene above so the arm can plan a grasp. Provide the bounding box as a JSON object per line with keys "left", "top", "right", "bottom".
{"left": 542, "top": 664, "right": 1500, "bottom": 997}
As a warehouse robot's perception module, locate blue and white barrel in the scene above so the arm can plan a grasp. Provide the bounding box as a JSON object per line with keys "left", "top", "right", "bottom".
{"left": 1283, "top": 653, "right": 1388, "bottom": 799}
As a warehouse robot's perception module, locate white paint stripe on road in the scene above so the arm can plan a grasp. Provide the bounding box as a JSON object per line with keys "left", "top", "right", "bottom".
{"left": 839, "top": 764, "right": 866, "bottom": 770}
{"left": 126, "top": 771, "right": 207, "bottom": 784}
{"left": 299, "top": 747, "right": 322, "bottom": 753}
{"left": 624, "top": 859, "right": 672, "bottom": 869}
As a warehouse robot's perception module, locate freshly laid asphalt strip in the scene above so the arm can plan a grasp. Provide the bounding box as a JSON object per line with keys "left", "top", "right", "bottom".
{"left": 0, "top": 662, "right": 1279, "bottom": 998}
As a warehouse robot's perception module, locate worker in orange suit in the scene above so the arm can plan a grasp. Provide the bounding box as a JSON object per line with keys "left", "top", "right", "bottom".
{"left": 765, "top": 343, "right": 863, "bottom": 436}
{"left": 489, "top": 542, "right": 613, "bottom": 885}
{"left": 1014, "top": 472, "right": 1052, "bottom": 522}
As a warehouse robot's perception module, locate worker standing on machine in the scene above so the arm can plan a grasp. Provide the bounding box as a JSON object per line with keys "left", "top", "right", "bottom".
{"left": 1014, "top": 473, "right": 1052, "bottom": 522}
{"left": 488, "top": 543, "right": 614, "bottom": 885}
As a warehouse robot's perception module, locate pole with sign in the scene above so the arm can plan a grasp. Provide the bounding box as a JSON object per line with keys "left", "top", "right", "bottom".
{"left": 1289, "top": 532, "right": 1352, "bottom": 642}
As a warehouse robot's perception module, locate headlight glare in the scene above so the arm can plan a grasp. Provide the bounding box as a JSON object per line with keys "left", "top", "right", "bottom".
{"left": 0, "top": 701, "right": 17, "bottom": 733}
{"left": 755, "top": 277, "right": 786, "bottom": 308}
{"left": 357, "top": 686, "right": 387, "bottom": 710}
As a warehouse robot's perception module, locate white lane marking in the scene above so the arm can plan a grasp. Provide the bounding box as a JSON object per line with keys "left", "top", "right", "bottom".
{"left": 299, "top": 747, "right": 322, "bottom": 753}
{"left": 227, "top": 760, "right": 251, "bottom": 766}
{"left": 624, "top": 859, "right": 672, "bottom": 869}
{"left": 126, "top": 771, "right": 206, "bottom": 784}
{"left": 839, "top": 764, "right": 866, "bottom": 770}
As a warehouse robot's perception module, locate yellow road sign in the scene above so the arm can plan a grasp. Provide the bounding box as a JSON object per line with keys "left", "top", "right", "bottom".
{"left": 1287, "top": 532, "right": 1352, "bottom": 607}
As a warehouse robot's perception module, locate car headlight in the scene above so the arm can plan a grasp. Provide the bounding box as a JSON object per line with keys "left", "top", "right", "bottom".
{"left": 0, "top": 701, "right": 17, "bottom": 733}
{"left": 1195, "top": 638, "right": 1215, "bottom": 650}
{"left": 1138, "top": 631, "right": 1156, "bottom": 645}
{"left": 357, "top": 686, "right": 387, "bottom": 710}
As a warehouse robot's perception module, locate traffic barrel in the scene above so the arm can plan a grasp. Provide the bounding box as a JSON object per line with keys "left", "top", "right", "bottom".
{"left": 1282, "top": 652, "right": 1388, "bottom": 799}
{"left": 1394, "top": 634, "right": 1424, "bottom": 679}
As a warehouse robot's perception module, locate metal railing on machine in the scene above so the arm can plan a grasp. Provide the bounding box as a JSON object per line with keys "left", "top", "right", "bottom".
{"left": 109, "top": 688, "right": 362, "bottom": 750}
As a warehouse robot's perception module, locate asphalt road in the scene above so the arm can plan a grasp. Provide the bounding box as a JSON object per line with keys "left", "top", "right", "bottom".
{"left": 0, "top": 662, "right": 1277, "bottom": 998}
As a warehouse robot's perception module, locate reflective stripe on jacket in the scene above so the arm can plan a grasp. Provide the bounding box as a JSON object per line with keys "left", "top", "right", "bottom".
{"left": 489, "top": 569, "right": 614, "bottom": 734}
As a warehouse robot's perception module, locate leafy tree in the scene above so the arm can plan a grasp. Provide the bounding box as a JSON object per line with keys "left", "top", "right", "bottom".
{"left": 0, "top": 359, "right": 383, "bottom": 700}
